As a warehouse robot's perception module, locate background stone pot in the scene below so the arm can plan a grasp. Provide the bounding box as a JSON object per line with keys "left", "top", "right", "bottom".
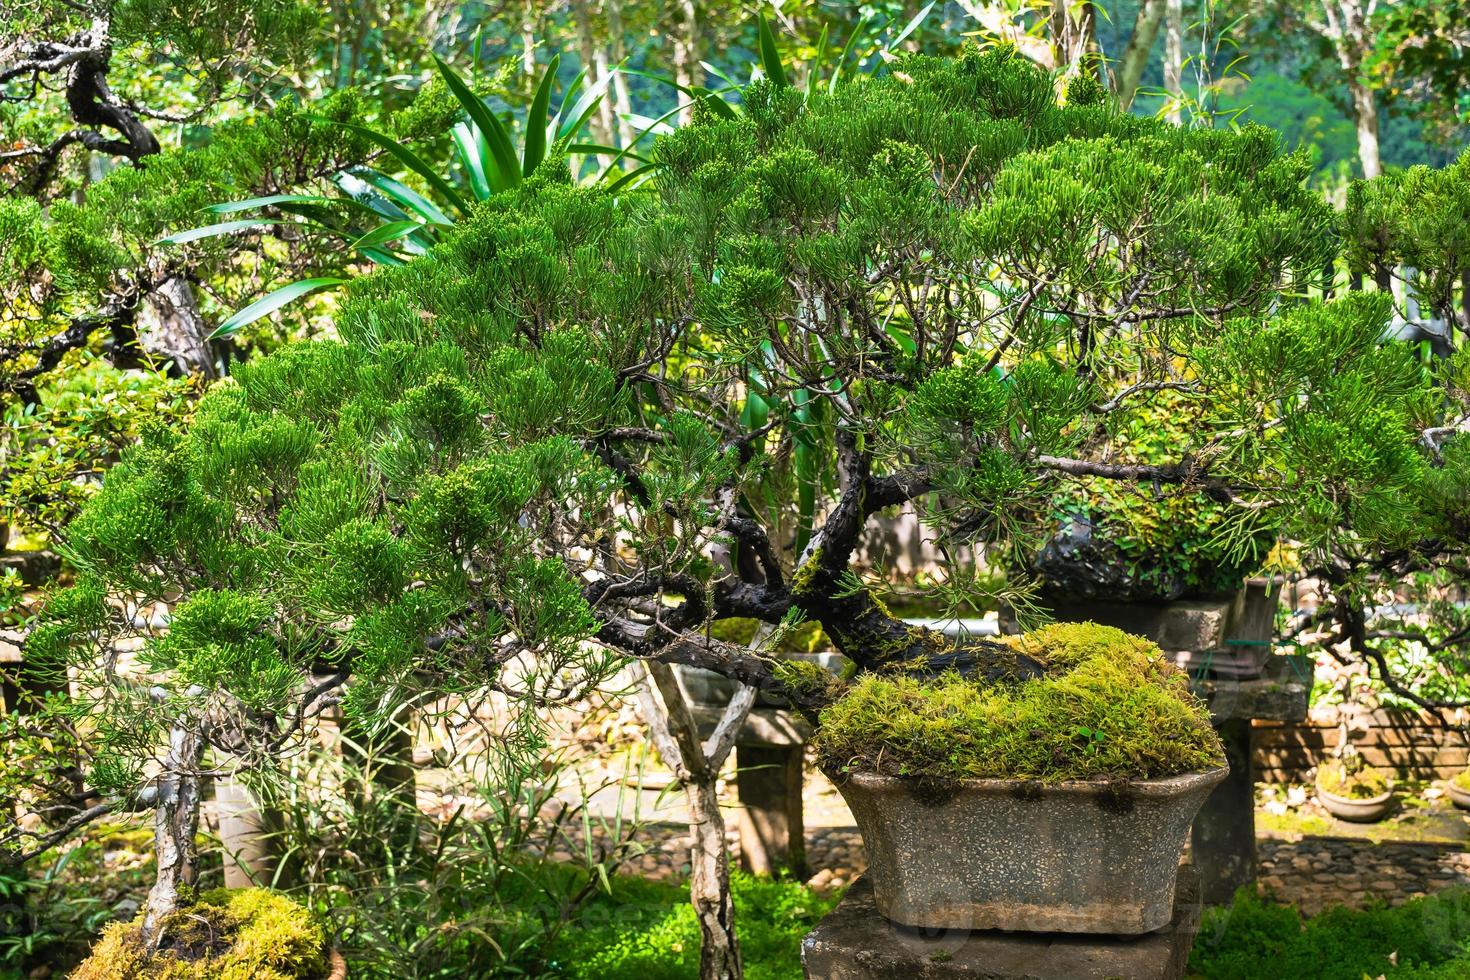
{"left": 1316, "top": 784, "right": 1394, "bottom": 822}
{"left": 831, "top": 766, "right": 1228, "bottom": 934}
{"left": 1448, "top": 780, "right": 1470, "bottom": 811}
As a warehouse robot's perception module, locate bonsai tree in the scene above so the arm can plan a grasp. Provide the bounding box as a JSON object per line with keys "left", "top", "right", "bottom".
{"left": 37, "top": 47, "right": 1470, "bottom": 979}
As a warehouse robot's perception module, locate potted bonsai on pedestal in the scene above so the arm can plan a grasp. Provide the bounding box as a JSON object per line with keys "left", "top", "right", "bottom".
{"left": 815, "top": 621, "right": 1224, "bottom": 933}
{"left": 32, "top": 44, "right": 1470, "bottom": 980}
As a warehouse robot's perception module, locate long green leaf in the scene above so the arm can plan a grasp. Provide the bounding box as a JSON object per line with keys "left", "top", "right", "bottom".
{"left": 605, "top": 162, "right": 659, "bottom": 194}
{"left": 434, "top": 55, "right": 521, "bottom": 192}
{"left": 886, "top": 2, "right": 935, "bottom": 52}
{"left": 451, "top": 121, "right": 491, "bottom": 200}
{"left": 807, "top": 22, "right": 830, "bottom": 100}
{"left": 758, "top": 15, "right": 788, "bottom": 87}
{"left": 157, "top": 218, "right": 284, "bottom": 246}
{"left": 209, "top": 278, "right": 348, "bottom": 340}
{"left": 523, "top": 54, "right": 560, "bottom": 176}
{"left": 207, "top": 194, "right": 337, "bottom": 214}
{"left": 830, "top": 15, "right": 872, "bottom": 94}
{"left": 352, "top": 220, "right": 422, "bottom": 250}
{"left": 323, "top": 117, "right": 469, "bottom": 215}
{"left": 352, "top": 167, "right": 455, "bottom": 227}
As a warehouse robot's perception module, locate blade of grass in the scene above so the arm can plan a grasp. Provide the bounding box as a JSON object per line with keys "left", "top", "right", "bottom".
{"left": 523, "top": 53, "right": 560, "bottom": 176}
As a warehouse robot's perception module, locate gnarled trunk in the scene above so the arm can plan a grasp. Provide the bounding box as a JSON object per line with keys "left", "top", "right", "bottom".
{"left": 140, "top": 722, "right": 205, "bottom": 945}
{"left": 634, "top": 660, "right": 754, "bottom": 980}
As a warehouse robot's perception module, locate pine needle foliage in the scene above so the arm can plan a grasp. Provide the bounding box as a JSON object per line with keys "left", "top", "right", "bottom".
{"left": 39, "top": 46, "right": 1470, "bottom": 790}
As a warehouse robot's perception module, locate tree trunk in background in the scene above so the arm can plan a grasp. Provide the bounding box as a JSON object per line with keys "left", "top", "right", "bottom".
{"left": 1350, "top": 80, "right": 1382, "bottom": 178}
{"left": 571, "top": 0, "right": 614, "bottom": 168}
{"left": 141, "top": 722, "right": 205, "bottom": 945}
{"left": 1318, "top": 0, "right": 1380, "bottom": 178}
{"left": 1164, "top": 0, "right": 1185, "bottom": 124}
{"left": 1115, "top": 0, "right": 1166, "bottom": 109}
{"left": 672, "top": 0, "right": 700, "bottom": 123}
{"left": 634, "top": 660, "right": 755, "bottom": 980}
{"left": 1048, "top": 0, "right": 1101, "bottom": 76}
{"left": 607, "top": 0, "right": 635, "bottom": 147}
{"left": 144, "top": 276, "right": 216, "bottom": 379}
{"left": 520, "top": 0, "right": 537, "bottom": 74}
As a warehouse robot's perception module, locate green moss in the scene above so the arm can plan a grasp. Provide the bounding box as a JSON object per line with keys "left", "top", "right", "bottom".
{"left": 813, "top": 622, "right": 1224, "bottom": 782}
{"left": 1452, "top": 770, "right": 1470, "bottom": 792}
{"left": 72, "top": 888, "right": 327, "bottom": 980}
{"left": 789, "top": 549, "right": 823, "bottom": 596}
{"left": 1317, "top": 758, "right": 1392, "bottom": 799}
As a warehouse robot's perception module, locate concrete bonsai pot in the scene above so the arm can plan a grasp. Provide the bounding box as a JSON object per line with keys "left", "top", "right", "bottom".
{"left": 812, "top": 623, "right": 1229, "bottom": 936}
{"left": 830, "top": 766, "right": 1227, "bottom": 934}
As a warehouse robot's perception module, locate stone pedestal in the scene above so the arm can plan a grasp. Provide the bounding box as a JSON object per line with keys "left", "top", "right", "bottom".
{"left": 1186, "top": 654, "right": 1310, "bottom": 905}
{"left": 801, "top": 870, "right": 1202, "bottom": 980}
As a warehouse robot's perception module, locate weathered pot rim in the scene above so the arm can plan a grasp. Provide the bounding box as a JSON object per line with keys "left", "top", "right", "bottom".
{"left": 832, "top": 765, "right": 1229, "bottom": 798}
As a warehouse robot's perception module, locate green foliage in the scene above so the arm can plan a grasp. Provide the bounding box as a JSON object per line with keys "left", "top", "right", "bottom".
{"left": 1190, "top": 887, "right": 1470, "bottom": 979}
{"left": 814, "top": 623, "right": 1224, "bottom": 781}
{"left": 1343, "top": 150, "right": 1470, "bottom": 325}
{"left": 560, "top": 872, "right": 836, "bottom": 980}
{"left": 72, "top": 888, "right": 326, "bottom": 980}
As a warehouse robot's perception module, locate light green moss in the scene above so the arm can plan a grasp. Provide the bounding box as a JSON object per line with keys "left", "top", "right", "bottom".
{"left": 813, "top": 622, "right": 1224, "bottom": 782}
{"left": 72, "top": 888, "right": 327, "bottom": 980}
{"left": 1454, "top": 769, "right": 1470, "bottom": 792}
{"left": 1317, "top": 757, "right": 1391, "bottom": 799}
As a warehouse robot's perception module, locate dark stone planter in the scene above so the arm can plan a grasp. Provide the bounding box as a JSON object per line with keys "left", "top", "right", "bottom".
{"left": 831, "top": 767, "right": 1228, "bottom": 934}
{"left": 1316, "top": 783, "right": 1394, "bottom": 823}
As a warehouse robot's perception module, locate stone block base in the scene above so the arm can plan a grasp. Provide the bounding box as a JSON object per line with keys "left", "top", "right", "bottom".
{"left": 801, "top": 869, "right": 1201, "bottom": 979}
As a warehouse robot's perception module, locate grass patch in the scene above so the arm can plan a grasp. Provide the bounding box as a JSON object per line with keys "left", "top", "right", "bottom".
{"left": 1190, "top": 888, "right": 1470, "bottom": 979}
{"left": 814, "top": 622, "right": 1224, "bottom": 781}
{"left": 556, "top": 872, "right": 836, "bottom": 979}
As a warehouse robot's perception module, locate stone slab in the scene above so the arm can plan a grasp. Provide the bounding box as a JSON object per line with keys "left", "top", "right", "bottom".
{"left": 1188, "top": 654, "right": 1311, "bottom": 724}
{"left": 802, "top": 870, "right": 1201, "bottom": 980}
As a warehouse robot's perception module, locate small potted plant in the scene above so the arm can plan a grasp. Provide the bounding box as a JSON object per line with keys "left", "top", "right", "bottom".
{"left": 1446, "top": 770, "right": 1470, "bottom": 811}
{"left": 1315, "top": 755, "right": 1394, "bottom": 822}
{"left": 812, "top": 622, "right": 1227, "bottom": 935}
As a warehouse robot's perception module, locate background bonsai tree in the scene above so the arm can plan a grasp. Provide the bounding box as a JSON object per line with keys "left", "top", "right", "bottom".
{"left": 37, "top": 46, "right": 1470, "bottom": 980}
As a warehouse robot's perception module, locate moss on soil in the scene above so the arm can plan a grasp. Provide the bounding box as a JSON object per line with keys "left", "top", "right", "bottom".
{"left": 1317, "top": 758, "right": 1392, "bottom": 799}
{"left": 72, "top": 888, "right": 327, "bottom": 980}
{"left": 1452, "top": 770, "right": 1470, "bottom": 792}
{"left": 813, "top": 622, "right": 1224, "bottom": 782}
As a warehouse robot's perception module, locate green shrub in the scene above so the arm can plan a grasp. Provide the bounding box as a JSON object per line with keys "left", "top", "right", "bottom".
{"left": 813, "top": 623, "right": 1224, "bottom": 781}
{"left": 1190, "top": 888, "right": 1470, "bottom": 979}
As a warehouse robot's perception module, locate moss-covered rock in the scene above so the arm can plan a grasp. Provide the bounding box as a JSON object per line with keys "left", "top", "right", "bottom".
{"left": 72, "top": 888, "right": 328, "bottom": 980}
{"left": 813, "top": 622, "right": 1224, "bottom": 782}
